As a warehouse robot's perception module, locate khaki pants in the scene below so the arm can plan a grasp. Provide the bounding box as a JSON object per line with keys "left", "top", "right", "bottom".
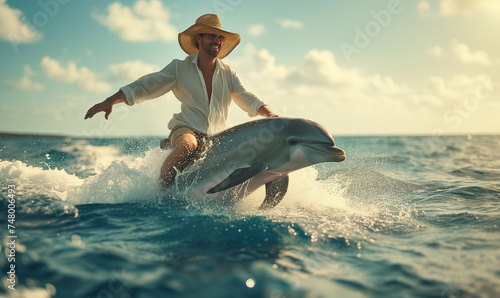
{"left": 169, "top": 126, "right": 207, "bottom": 151}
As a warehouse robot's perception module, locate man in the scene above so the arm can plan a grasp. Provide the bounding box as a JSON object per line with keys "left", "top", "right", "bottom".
{"left": 84, "top": 14, "right": 279, "bottom": 188}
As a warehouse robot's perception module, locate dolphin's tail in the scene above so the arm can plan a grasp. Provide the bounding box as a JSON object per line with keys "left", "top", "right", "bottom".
{"left": 259, "top": 175, "right": 289, "bottom": 209}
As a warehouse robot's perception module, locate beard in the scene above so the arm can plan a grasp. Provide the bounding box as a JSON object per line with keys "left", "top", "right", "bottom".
{"left": 201, "top": 40, "right": 221, "bottom": 58}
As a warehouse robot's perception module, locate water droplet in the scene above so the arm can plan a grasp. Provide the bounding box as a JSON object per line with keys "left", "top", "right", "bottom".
{"left": 246, "top": 278, "right": 255, "bottom": 288}
{"left": 46, "top": 283, "right": 56, "bottom": 295}
{"left": 71, "top": 234, "right": 81, "bottom": 246}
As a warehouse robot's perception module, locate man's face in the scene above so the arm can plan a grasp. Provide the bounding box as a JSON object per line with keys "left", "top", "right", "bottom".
{"left": 199, "top": 34, "right": 224, "bottom": 58}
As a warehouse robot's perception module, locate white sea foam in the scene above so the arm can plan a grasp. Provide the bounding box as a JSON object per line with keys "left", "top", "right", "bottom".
{"left": 0, "top": 160, "right": 82, "bottom": 201}
{"left": 68, "top": 147, "right": 169, "bottom": 204}
{"left": 54, "top": 140, "right": 128, "bottom": 175}
{"left": 238, "top": 167, "right": 349, "bottom": 211}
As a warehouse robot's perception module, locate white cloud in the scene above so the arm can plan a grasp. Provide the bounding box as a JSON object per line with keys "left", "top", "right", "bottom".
{"left": 279, "top": 19, "right": 303, "bottom": 29}
{"left": 40, "top": 57, "right": 81, "bottom": 83}
{"left": 108, "top": 60, "right": 159, "bottom": 81}
{"left": 287, "top": 50, "right": 366, "bottom": 92}
{"left": 75, "top": 68, "right": 113, "bottom": 94}
{"left": 427, "top": 45, "right": 443, "bottom": 57}
{"left": 440, "top": 0, "right": 495, "bottom": 16}
{"left": 417, "top": 1, "right": 432, "bottom": 17}
{"left": 0, "top": 0, "right": 41, "bottom": 43}
{"left": 411, "top": 74, "right": 494, "bottom": 107}
{"left": 40, "top": 57, "right": 112, "bottom": 93}
{"left": 24, "top": 65, "right": 34, "bottom": 76}
{"left": 284, "top": 49, "right": 410, "bottom": 95}
{"left": 6, "top": 64, "right": 44, "bottom": 91}
{"left": 228, "top": 45, "right": 410, "bottom": 98}
{"left": 446, "top": 74, "right": 492, "bottom": 93}
{"left": 425, "top": 76, "right": 462, "bottom": 99}
{"left": 450, "top": 39, "right": 492, "bottom": 65}
{"left": 427, "top": 40, "right": 496, "bottom": 65}
{"left": 7, "top": 76, "right": 45, "bottom": 91}
{"left": 93, "top": 0, "right": 177, "bottom": 42}
{"left": 418, "top": 0, "right": 498, "bottom": 17}
{"left": 248, "top": 24, "right": 265, "bottom": 37}
{"left": 370, "top": 74, "right": 411, "bottom": 95}
{"left": 38, "top": 58, "right": 160, "bottom": 93}
{"left": 225, "top": 45, "right": 294, "bottom": 97}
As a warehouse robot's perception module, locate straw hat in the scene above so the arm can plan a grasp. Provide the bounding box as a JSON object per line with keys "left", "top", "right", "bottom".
{"left": 178, "top": 14, "right": 241, "bottom": 59}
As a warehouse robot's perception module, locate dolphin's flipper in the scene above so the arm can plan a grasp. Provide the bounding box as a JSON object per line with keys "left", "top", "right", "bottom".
{"left": 259, "top": 175, "right": 289, "bottom": 209}
{"left": 207, "top": 162, "right": 269, "bottom": 194}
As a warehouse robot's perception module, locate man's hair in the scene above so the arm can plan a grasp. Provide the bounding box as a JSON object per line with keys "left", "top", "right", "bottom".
{"left": 195, "top": 34, "right": 204, "bottom": 49}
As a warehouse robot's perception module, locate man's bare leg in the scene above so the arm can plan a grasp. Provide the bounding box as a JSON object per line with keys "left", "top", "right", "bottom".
{"left": 160, "top": 133, "right": 198, "bottom": 188}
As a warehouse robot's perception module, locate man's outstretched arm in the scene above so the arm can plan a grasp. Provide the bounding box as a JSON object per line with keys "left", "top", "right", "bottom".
{"left": 84, "top": 90, "right": 126, "bottom": 120}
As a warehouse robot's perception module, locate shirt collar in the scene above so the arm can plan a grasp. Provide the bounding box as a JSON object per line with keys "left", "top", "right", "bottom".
{"left": 215, "top": 58, "right": 225, "bottom": 70}
{"left": 191, "top": 52, "right": 225, "bottom": 71}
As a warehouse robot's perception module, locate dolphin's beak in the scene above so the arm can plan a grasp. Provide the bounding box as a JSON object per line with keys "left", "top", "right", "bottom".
{"left": 305, "top": 144, "right": 346, "bottom": 162}
{"left": 332, "top": 146, "right": 346, "bottom": 162}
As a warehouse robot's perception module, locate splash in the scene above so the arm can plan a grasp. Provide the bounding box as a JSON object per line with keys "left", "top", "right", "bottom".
{"left": 1, "top": 140, "right": 415, "bottom": 232}
{"left": 238, "top": 167, "right": 349, "bottom": 211}
{"left": 69, "top": 147, "right": 169, "bottom": 204}
{"left": 0, "top": 160, "right": 82, "bottom": 201}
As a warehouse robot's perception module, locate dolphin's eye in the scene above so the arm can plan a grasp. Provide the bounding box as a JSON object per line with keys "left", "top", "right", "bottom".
{"left": 287, "top": 138, "right": 299, "bottom": 145}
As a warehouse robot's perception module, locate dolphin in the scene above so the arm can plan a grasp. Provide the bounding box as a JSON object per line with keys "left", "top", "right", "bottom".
{"left": 160, "top": 118, "right": 345, "bottom": 209}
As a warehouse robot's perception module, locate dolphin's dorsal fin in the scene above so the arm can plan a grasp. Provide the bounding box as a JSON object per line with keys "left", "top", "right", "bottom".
{"left": 259, "top": 175, "right": 289, "bottom": 209}
{"left": 207, "top": 162, "right": 268, "bottom": 194}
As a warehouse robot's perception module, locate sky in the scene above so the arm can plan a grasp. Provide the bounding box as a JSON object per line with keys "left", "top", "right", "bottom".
{"left": 1, "top": 0, "right": 499, "bottom": 137}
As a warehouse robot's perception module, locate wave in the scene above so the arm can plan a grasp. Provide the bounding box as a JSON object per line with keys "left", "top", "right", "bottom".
{"left": 446, "top": 185, "right": 500, "bottom": 199}
{"left": 1, "top": 141, "right": 422, "bottom": 244}
{"left": 450, "top": 168, "right": 500, "bottom": 181}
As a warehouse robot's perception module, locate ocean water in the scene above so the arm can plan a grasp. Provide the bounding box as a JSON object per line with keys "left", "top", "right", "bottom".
{"left": 1, "top": 133, "right": 499, "bottom": 298}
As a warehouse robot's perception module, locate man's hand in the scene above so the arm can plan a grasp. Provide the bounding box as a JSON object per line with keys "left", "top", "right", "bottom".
{"left": 84, "top": 100, "right": 114, "bottom": 120}
{"left": 84, "top": 91, "right": 126, "bottom": 120}
{"left": 258, "top": 105, "right": 279, "bottom": 118}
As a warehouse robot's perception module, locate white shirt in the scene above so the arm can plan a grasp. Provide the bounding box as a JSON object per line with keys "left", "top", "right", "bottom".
{"left": 120, "top": 53, "right": 266, "bottom": 134}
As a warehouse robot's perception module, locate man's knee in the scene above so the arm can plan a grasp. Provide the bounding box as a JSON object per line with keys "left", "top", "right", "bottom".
{"left": 176, "top": 134, "right": 198, "bottom": 153}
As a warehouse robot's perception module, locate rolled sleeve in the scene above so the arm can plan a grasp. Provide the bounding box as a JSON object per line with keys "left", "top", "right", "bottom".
{"left": 119, "top": 85, "right": 135, "bottom": 106}
{"left": 119, "top": 61, "right": 178, "bottom": 105}
{"left": 249, "top": 100, "right": 266, "bottom": 117}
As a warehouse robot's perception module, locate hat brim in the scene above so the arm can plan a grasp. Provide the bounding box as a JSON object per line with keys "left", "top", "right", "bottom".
{"left": 178, "top": 24, "right": 240, "bottom": 59}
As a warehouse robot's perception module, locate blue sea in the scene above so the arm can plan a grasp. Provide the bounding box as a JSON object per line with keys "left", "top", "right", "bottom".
{"left": 1, "top": 133, "right": 499, "bottom": 297}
